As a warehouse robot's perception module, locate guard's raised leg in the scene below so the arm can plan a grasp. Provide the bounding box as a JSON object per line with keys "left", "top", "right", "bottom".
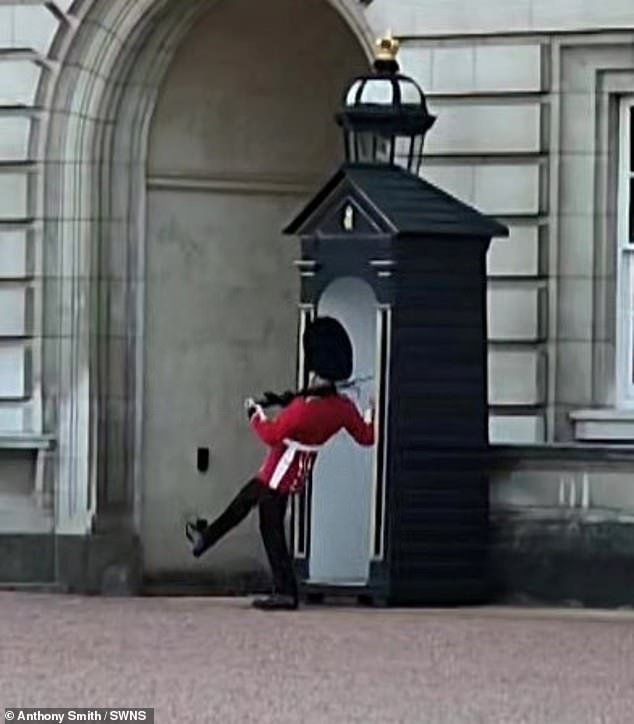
{"left": 188, "top": 478, "right": 264, "bottom": 558}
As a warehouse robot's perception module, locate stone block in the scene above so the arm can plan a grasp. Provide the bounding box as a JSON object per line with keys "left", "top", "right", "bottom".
{"left": 475, "top": 164, "right": 542, "bottom": 216}
{"left": 0, "top": 493, "right": 52, "bottom": 534}
{"left": 491, "top": 469, "right": 562, "bottom": 508}
{"left": 14, "top": 6, "right": 59, "bottom": 56}
{"left": 0, "top": 230, "right": 32, "bottom": 279}
{"left": 0, "top": 451, "right": 35, "bottom": 496}
{"left": 368, "top": 0, "right": 634, "bottom": 36}
{"left": 489, "top": 348, "right": 545, "bottom": 405}
{"left": 423, "top": 163, "right": 542, "bottom": 216}
{"left": 488, "top": 285, "right": 546, "bottom": 341}
{"left": 396, "top": 45, "right": 432, "bottom": 90}
{"left": 0, "top": 62, "right": 40, "bottom": 106}
{"left": 490, "top": 514, "right": 634, "bottom": 607}
{"left": 0, "top": 405, "right": 25, "bottom": 432}
{"left": 530, "top": 0, "right": 634, "bottom": 32}
{"left": 422, "top": 164, "right": 474, "bottom": 204}
{"left": 0, "top": 534, "right": 54, "bottom": 582}
{"left": 487, "top": 225, "right": 542, "bottom": 277}
{"left": 367, "top": 1, "right": 532, "bottom": 37}
{"left": 426, "top": 103, "right": 542, "bottom": 155}
{"left": 0, "top": 8, "right": 11, "bottom": 47}
{"left": 0, "top": 344, "right": 30, "bottom": 399}
{"left": 0, "top": 173, "right": 29, "bottom": 220}
{"left": 489, "top": 415, "right": 545, "bottom": 443}
{"left": 0, "top": 286, "right": 33, "bottom": 337}
{"left": 586, "top": 472, "right": 634, "bottom": 509}
{"left": 54, "top": 532, "right": 142, "bottom": 595}
{"left": 0, "top": 117, "right": 31, "bottom": 162}
{"left": 49, "top": 0, "right": 75, "bottom": 13}
{"left": 430, "top": 47, "right": 475, "bottom": 94}
{"left": 474, "top": 44, "right": 544, "bottom": 93}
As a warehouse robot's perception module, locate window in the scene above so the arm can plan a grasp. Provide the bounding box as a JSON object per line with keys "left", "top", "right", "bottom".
{"left": 617, "top": 98, "right": 634, "bottom": 405}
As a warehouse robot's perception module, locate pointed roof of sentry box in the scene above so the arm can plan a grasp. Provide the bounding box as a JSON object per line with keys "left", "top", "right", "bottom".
{"left": 284, "top": 163, "right": 509, "bottom": 240}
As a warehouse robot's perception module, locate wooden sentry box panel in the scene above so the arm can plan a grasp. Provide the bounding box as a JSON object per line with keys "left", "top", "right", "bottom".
{"left": 387, "top": 243, "right": 489, "bottom": 604}
{"left": 391, "top": 241, "right": 489, "bottom": 449}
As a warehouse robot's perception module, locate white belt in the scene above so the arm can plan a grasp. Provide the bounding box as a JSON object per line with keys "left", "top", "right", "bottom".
{"left": 283, "top": 438, "right": 322, "bottom": 453}
{"left": 269, "top": 440, "right": 320, "bottom": 490}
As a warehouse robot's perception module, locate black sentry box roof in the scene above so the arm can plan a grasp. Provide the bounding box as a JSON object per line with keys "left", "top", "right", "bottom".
{"left": 284, "top": 163, "right": 510, "bottom": 240}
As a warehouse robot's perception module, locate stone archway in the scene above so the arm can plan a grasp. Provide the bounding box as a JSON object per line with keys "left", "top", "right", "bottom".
{"left": 43, "top": 0, "right": 372, "bottom": 591}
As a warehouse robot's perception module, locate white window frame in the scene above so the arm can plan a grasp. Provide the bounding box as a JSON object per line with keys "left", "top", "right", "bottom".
{"left": 617, "top": 96, "right": 634, "bottom": 407}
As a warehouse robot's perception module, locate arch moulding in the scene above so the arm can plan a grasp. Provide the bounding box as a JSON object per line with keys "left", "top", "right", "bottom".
{"left": 40, "top": 0, "right": 374, "bottom": 589}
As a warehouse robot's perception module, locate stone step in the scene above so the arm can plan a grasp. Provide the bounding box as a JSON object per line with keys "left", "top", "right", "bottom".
{"left": 0, "top": 582, "right": 64, "bottom": 593}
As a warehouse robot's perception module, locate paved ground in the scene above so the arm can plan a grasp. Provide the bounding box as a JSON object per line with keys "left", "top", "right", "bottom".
{"left": 1, "top": 594, "right": 633, "bottom": 723}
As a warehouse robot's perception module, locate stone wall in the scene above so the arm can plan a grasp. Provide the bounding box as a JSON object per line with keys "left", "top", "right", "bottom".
{"left": 0, "top": 3, "right": 65, "bottom": 540}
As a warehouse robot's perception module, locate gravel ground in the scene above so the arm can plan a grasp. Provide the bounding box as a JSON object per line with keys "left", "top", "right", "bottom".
{"left": 1, "top": 593, "right": 633, "bottom": 724}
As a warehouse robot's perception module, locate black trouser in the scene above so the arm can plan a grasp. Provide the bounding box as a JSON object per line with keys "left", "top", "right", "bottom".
{"left": 199, "top": 478, "right": 297, "bottom": 599}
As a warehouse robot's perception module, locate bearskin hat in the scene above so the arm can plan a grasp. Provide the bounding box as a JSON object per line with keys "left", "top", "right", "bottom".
{"left": 303, "top": 316, "right": 353, "bottom": 383}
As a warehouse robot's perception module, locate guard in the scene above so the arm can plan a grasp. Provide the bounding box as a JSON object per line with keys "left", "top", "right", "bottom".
{"left": 185, "top": 317, "right": 375, "bottom": 610}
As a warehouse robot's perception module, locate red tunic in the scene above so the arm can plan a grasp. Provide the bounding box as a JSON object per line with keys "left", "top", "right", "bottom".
{"left": 249, "top": 394, "right": 374, "bottom": 495}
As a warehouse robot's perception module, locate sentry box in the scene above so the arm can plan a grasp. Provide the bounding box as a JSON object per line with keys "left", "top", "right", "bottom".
{"left": 283, "top": 35, "right": 508, "bottom": 606}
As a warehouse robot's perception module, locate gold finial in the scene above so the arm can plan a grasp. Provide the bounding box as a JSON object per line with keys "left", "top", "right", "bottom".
{"left": 375, "top": 32, "right": 400, "bottom": 62}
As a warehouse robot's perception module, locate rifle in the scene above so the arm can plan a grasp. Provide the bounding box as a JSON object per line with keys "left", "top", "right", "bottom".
{"left": 254, "top": 376, "right": 374, "bottom": 409}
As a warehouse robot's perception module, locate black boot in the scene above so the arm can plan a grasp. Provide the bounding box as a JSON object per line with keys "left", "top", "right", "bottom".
{"left": 252, "top": 594, "right": 298, "bottom": 611}
{"left": 185, "top": 517, "right": 208, "bottom": 542}
{"left": 185, "top": 518, "right": 209, "bottom": 558}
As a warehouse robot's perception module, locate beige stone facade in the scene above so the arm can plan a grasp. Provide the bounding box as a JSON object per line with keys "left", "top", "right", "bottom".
{"left": 1, "top": 0, "right": 634, "bottom": 600}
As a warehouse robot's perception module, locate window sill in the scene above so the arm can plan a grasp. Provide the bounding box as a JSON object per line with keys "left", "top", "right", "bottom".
{"left": 0, "top": 434, "right": 55, "bottom": 451}
{"left": 570, "top": 409, "right": 634, "bottom": 442}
